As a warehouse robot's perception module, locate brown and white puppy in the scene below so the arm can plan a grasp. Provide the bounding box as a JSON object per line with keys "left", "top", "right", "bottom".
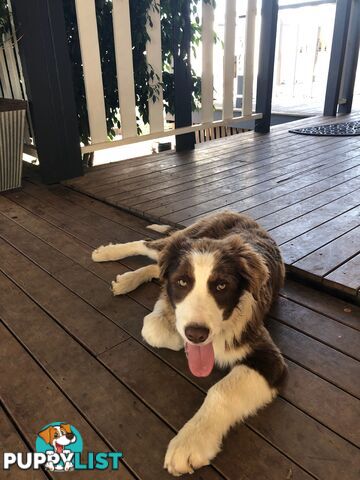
{"left": 92, "top": 211, "right": 287, "bottom": 476}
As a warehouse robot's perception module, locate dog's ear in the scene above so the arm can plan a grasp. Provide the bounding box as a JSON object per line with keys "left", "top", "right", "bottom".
{"left": 60, "top": 423, "right": 72, "bottom": 434}
{"left": 226, "top": 236, "right": 269, "bottom": 301}
{"left": 159, "top": 235, "right": 192, "bottom": 280}
{"left": 38, "top": 426, "right": 54, "bottom": 444}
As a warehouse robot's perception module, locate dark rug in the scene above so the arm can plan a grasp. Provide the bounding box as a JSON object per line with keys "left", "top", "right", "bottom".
{"left": 289, "top": 120, "right": 360, "bottom": 136}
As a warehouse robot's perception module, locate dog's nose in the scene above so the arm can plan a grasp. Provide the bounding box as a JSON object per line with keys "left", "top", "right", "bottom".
{"left": 185, "top": 325, "right": 209, "bottom": 344}
{"left": 66, "top": 433, "right": 74, "bottom": 440}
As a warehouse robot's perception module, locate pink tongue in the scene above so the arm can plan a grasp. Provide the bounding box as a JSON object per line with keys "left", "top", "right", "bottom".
{"left": 185, "top": 342, "right": 215, "bottom": 377}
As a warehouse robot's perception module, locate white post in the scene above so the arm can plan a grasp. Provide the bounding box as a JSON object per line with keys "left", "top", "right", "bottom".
{"left": 146, "top": 1, "right": 164, "bottom": 133}
{"left": 242, "top": 0, "right": 257, "bottom": 116}
{"left": 113, "top": 0, "right": 138, "bottom": 138}
{"left": 222, "top": 0, "right": 237, "bottom": 120}
{"left": 201, "top": 0, "right": 214, "bottom": 123}
{"left": 75, "top": 0, "right": 108, "bottom": 143}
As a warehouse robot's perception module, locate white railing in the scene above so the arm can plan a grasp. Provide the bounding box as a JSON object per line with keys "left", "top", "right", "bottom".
{"left": 75, "top": 0, "right": 262, "bottom": 154}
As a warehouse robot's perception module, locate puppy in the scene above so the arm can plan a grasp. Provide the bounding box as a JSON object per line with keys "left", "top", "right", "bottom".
{"left": 93, "top": 211, "right": 287, "bottom": 476}
{"left": 38, "top": 423, "right": 76, "bottom": 471}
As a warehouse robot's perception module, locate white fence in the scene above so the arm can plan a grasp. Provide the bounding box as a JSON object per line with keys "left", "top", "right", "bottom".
{"left": 75, "top": 0, "right": 262, "bottom": 155}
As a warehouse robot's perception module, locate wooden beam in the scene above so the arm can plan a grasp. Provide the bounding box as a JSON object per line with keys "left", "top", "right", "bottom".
{"left": 255, "top": 0, "right": 279, "bottom": 133}
{"left": 323, "top": 0, "right": 352, "bottom": 116}
{"left": 12, "top": 0, "right": 83, "bottom": 183}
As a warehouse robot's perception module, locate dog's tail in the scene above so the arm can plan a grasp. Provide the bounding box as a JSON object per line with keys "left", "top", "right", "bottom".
{"left": 146, "top": 223, "right": 176, "bottom": 235}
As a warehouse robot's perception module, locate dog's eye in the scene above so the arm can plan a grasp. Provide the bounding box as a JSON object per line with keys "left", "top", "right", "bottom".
{"left": 216, "top": 283, "right": 226, "bottom": 291}
{"left": 177, "top": 279, "right": 187, "bottom": 287}
{"left": 54, "top": 432, "right": 59, "bottom": 438}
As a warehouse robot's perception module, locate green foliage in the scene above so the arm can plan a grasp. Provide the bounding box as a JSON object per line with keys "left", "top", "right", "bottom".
{"left": 0, "top": 0, "right": 10, "bottom": 40}
{"left": 63, "top": 0, "right": 215, "bottom": 145}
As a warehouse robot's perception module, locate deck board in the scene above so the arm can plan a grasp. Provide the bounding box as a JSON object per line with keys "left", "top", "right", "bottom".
{"left": 1, "top": 183, "right": 360, "bottom": 479}
{"left": 64, "top": 114, "right": 360, "bottom": 301}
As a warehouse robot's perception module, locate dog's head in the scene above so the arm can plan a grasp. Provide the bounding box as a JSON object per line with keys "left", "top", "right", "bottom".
{"left": 160, "top": 234, "right": 269, "bottom": 345}
{"left": 38, "top": 424, "right": 76, "bottom": 453}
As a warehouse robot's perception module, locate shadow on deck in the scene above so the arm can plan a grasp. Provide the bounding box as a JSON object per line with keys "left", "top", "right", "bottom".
{"left": 0, "top": 180, "right": 359, "bottom": 479}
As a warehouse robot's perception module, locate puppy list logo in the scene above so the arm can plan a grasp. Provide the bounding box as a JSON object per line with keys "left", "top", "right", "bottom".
{"left": 3, "top": 421, "right": 122, "bottom": 472}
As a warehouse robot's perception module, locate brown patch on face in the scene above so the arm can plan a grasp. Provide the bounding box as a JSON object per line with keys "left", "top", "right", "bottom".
{"left": 208, "top": 235, "right": 269, "bottom": 319}
{"left": 159, "top": 236, "right": 195, "bottom": 307}
{"left": 208, "top": 255, "right": 249, "bottom": 320}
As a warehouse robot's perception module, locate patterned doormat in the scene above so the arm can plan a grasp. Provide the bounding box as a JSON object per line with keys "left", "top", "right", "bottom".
{"left": 289, "top": 120, "right": 360, "bottom": 136}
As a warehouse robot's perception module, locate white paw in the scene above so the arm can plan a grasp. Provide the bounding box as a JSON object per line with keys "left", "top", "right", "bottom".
{"left": 164, "top": 423, "right": 220, "bottom": 476}
{"left": 111, "top": 273, "right": 134, "bottom": 296}
{"left": 142, "top": 312, "right": 184, "bottom": 351}
{"left": 92, "top": 244, "right": 113, "bottom": 262}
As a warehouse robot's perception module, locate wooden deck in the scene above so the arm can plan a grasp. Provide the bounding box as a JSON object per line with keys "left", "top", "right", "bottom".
{"left": 66, "top": 114, "right": 360, "bottom": 302}
{"left": 1, "top": 181, "right": 360, "bottom": 479}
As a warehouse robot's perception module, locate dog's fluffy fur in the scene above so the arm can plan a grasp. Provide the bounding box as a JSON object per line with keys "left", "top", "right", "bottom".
{"left": 92, "top": 211, "right": 286, "bottom": 476}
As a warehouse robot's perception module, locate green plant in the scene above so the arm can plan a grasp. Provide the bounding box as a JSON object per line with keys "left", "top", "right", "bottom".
{"left": 0, "top": 0, "right": 10, "bottom": 41}
{"left": 63, "top": 0, "right": 215, "bottom": 146}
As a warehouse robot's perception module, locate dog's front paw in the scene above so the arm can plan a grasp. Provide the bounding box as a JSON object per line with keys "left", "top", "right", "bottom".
{"left": 164, "top": 423, "right": 220, "bottom": 476}
{"left": 142, "top": 312, "right": 183, "bottom": 351}
{"left": 111, "top": 272, "right": 136, "bottom": 295}
{"left": 92, "top": 245, "right": 112, "bottom": 262}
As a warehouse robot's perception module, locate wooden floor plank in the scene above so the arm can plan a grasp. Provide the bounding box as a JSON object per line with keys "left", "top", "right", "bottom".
{"left": 118, "top": 143, "right": 357, "bottom": 209}
{"left": 181, "top": 160, "right": 360, "bottom": 226}
{"left": 3, "top": 194, "right": 359, "bottom": 478}
{"left": 0, "top": 280, "right": 221, "bottom": 480}
{"left": 71, "top": 126, "right": 329, "bottom": 190}
{"left": 103, "top": 137, "right": 358, "bottom": 204}
{"left": 22, "top": 180, "right": 158, "bottom": 240}
{"left": 0, "top": 323, "right": 135, "bottom": 480}
{"left": 75, "top": 116, "right": 352, "bottom": 191}
{"left": 294, "top": 227, "right": 360, "bottom": 278}
{"left": 0, "top": 408, "right": 47, "bottom": 479}
{"left": 268, "top": 321, "right": 360, "bottom": 398}
{"left": 281, "top": 279, "right": 360, "bottom": 329}
{"left": 99, "top": 339, "right": 312, "bottom": 480}
{"left": 2, "top": 183, "right": 360, "bottom": 479}
{"left": 3, "top": 188, "right": 151, "bottom": 272}
{"left": 255, "top": 175, "right": 360, "bottom": 230}
{"left": 97, "top": 337, "right": 360, "bottom": 480}
{"left": 271, "top": 296, "right": 360, "bottom": 359}
{"left": 282, "top": 359, "right": 360, "bottom": 447}
{"left": 281, "top": 206, "right": 360, "bottom": 265}
{"left": 0, "top": 194, "right": 157, "bottom": 311}
{"left": 1, "top": 197, "right": 358, "bottom": 400}
{"left": 163, "top": 156, "right": 360, "bottom": 224}
{"left": 269, "top": 190, "right": 360, "bottom": 245}
{"left": 140, "top": 144, "right": 360, "bottom": 216}
{"left": 0, "top": 234, "right": 130, "bottom": 355}
{"left": 63, "top": 114, "right": 360, "bottom": 299}
{"left": 325, "top": 254, "right": 360, "bottom": 296}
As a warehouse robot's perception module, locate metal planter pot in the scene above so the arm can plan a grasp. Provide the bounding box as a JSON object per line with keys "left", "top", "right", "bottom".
{"left": 0, "top": 98, "right": 27, "bottom": 192}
